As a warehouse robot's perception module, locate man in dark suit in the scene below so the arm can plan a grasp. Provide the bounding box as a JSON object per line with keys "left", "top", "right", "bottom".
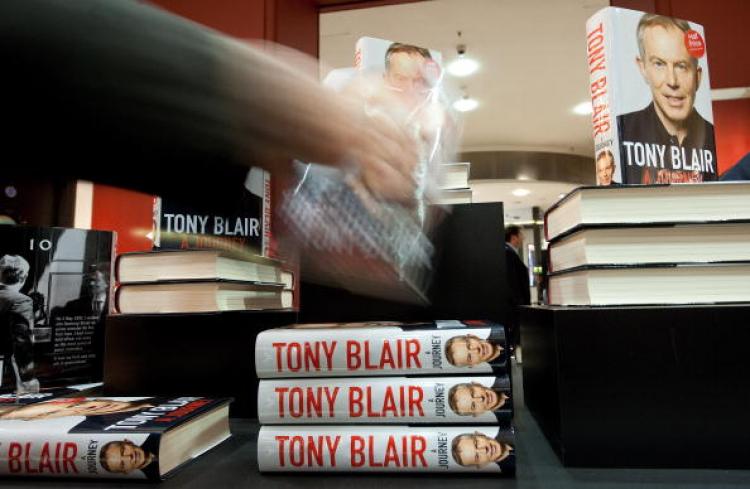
{"left": 504, "top": 226, "right": 530, "bottom": 351}
{"left": 0, "top": 254, "right": 38, "bottom": 392}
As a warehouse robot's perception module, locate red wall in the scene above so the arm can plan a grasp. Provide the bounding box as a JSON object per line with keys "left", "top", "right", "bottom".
{"left": 713, "top": 99, "right": 750, "bottom": 174}
{"left": 149, "top": 0, "right": 318, "bottom": 57}
{"left": 612, "top": 0, "right": 750, "bottom": 174}
{"left": 91, "top": 185, "right": 155, "bottom": 254}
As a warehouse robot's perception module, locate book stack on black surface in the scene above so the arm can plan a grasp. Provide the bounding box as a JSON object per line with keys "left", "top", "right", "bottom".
{"left": 114, "top": 249, "right": 295, "bottom": 314}
{"left": 544, "top": 182, "right": 750, "bottom": 306}
{"left": 254, "top": 320, "right": 516, "bottom": 475}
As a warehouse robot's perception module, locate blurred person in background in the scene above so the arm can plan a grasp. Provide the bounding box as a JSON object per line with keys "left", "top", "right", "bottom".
{"left": 504, "top": 226, "right": 530, "bottom": 357}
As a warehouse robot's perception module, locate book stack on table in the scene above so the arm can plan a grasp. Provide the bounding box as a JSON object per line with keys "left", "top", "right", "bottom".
{"left": 254, "top": 320, "right": 516, "bottom": 475}
{"left": 544, "top": 182, "right": 750, "bottom": 306}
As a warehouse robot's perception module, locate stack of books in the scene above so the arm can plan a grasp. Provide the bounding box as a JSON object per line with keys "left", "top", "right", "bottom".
{"left": 544, "top": 182, "right": 750, "bottom": 305}
{"left": 114, "top": 250, "right": 294, "bottom": 314}
{"left": 254, "top": 320, "right": 516, "bottom": 474}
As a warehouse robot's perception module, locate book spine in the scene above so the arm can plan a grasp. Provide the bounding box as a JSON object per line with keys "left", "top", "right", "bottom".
{"left": 257, "top": 425, "right": 515, "bottom": 473}
{"left": 0, "top": 432, "right": 157, "bottom": 479}
{"left": 586, "top": 8, "right": 620, "bottom": 185}
{"left": 262, "top": 168, "right": 272, "bottom": 258}
{"left": 255, "top": 325, "right": 507, "bottom": 378}
{"left": 258, "top": 375, "right": 512, "bottom": 424}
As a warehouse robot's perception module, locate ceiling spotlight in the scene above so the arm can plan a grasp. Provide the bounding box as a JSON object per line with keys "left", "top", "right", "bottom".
{"left": 573, "top": 101, "right": 593, "bottom": 115}
{"left": 447, "top": 53, "right": 479, "bottom": 77}
{"left": 447, "top": 32, "right": 479, "bottom": 77}
{"left": 453, "top": 95, "right": 479, "bottom": 112}
{"left": 512, "top": 188, "right": 531, "bottom": 197}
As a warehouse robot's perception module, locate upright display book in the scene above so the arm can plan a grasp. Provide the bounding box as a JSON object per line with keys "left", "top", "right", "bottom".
{"left": 156, "top": 167, "right": 272, "bottom": 257}
{"left": 586, "top": 7, "right": 716, "bottom": 185}
{"left": 255, "top": 320, "right": 507, "bottom": 378}
{"left": 0, "top": 396, "right": 230, "bottom": 479}
{"left": 258, "top": 375, "right": 512, "bottom": 424}
{"left": 258, "top": 424, "right": 515, "bottom": 474}
{"left": 0, "top": 226, "right": 113, "bottom": 392}
{"left": 543, "top": 182, "right": 750, "bottom": 242}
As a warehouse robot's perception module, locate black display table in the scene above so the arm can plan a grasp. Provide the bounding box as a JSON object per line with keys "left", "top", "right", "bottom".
{"left": 3, "top": 407, "right": 750, "bottom": 488}
{"left": 521, "top": 304, "right": 750, "bottom": 469}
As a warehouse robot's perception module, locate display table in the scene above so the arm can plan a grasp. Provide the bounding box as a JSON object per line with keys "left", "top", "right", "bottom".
{"left": 522, "top": 304, "right": 750, "bottom": 469}
{"left": 3, "top": 406, "right": 750, "bottom": 488}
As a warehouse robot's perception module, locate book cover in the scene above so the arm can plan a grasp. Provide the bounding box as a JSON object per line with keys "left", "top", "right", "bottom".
{"left": 156, "top": 167, "right": 271, "bottom": 257}
{"left": 586, "top": 7, "right": 717, "bottom": 185}
{"left": 257, "top": 424, "right": 515, "bottom": 473}
{"left": 0, "top": 227, "right": 113, "bottom": 393}
{"left": 255, "top": 320, "right": 507, "bottom": 378}
{"left": 0, "top": 396, "right": 229, "bottom": 479}
{"left": 258, "top": 375, "right": 511, "bottom": 424}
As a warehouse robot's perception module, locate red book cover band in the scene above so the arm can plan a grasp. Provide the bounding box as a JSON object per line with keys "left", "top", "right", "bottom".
{"left": 258, "top": 425, "right": 515, "bottom": 474}
{"left": 255, "top": 320, "right": 507, "bottom": 378}
{"left": 0, "top": 396, "right": 228, "bottom": 479}
{"left": 258, "top": 376, "right": 511, "bottom": 424}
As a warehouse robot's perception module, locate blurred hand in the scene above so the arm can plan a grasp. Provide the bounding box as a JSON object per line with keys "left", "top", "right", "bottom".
{"left": 218, "top": 38, "right": 419, "bottom": 204}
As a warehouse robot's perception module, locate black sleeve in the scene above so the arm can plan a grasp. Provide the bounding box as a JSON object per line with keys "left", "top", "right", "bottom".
{"left": 1, "top": 0, "right": 248, "bottom": 196}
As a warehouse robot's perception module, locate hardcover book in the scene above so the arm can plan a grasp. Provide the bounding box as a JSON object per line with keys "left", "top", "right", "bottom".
{"left": 255, "top": 320, "right": 507, "bottom": 378}
{"left": 547, "top": 262, "right": 750, "bottom": 306}
{"left": 586, "top": 7, "right": 717, "bottom": 185}
{"left": 258, "top": 375, "right": 512, "bottom": 424}
{"left": 115, "top": 281, "right": 293, "bottom": 314}
{"left": 0, "top": 226, "right": 113, "bottom": 392}
{"left": 116, "top": 249, "right": 293, "bottom": 287}
{"left": 548, "top": 222, "right": 750, "bottom": 273}
{"left": 257, "top": 424, "right": 515, "bottom": 474}
{"left": 0, "top": 396, "right": 230, "bottom": 479}
{"left": 155, "top": 167, "right": 272, "bottom": 257}
{"left": 281, "top": 36, "right": 456, "bottom": 304}
{"left": 543, "top": 182, "right": 750, "bottom": 242}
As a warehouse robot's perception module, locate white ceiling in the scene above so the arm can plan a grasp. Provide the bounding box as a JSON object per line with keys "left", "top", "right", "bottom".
{"left": 320, "top": 0, "right": 609, "bottom": 157}
{"left": 471, "top": 179, "right": 579, "bottom": 223}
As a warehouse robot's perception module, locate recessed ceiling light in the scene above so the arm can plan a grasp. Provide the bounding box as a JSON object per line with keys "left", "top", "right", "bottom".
{"left": 558, "top": 193, "right": 566, "bottom": 199}
{"left": 573, "top": 101, "right": 593, "bottom": 115}
{"left": 453, "top": 96, "right": 479, "bottom": 112}
{"left": 447, "top": 56, "right": 480, "bottom": 77}
{"left": 512, "top": 188, "right": 530, "bottom": 197}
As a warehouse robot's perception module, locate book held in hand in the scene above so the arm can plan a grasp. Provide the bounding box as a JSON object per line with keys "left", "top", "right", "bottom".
{"left": 257, "top": 424, "right": 515, "bottom": 473}
{"left": 258, "top": 375, "right": 512, "bottom": 424}
{"left": 0, "top": 396, "right": 230, "bottom": 479}
{"left": 255, "top": 320, "right": 507, "bottom": 378}
{"left": 586, "top": 7, "right": 717, "bottom": 185}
